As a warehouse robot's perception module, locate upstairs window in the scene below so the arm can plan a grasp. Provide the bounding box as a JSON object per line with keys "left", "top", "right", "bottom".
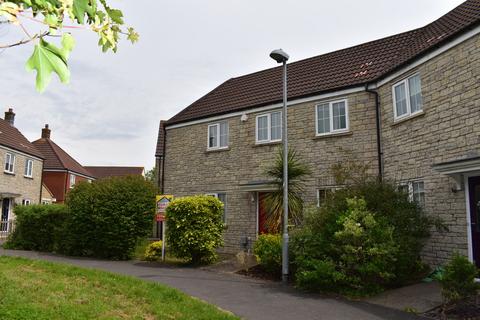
{"left": 69, "top": 174, "right": 76, "bottom": 189}
{"left": 24, "top": 159, "right": 33, "bottom": 178}
{"left": 316, "top": 99, "right": 349, "bottom": 135}
{"left": 392, "top": 74, "right": 423, "bottom": 120}
{"left": 4, "top": 153, "right": 15, "bottom": 174}
{"left": 208, "top": 122, "right": 228, "bottom": 149}
{"left": 256, "top": 111, "right": 282, "bottom": 143}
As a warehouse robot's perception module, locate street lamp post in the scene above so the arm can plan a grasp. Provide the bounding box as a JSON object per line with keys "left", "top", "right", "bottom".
{"left": 269, "top": 49, "right": 289, "bottom": 284}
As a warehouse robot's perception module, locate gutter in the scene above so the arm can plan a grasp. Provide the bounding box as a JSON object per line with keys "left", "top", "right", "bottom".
{"left": 365, "top": 85, "right": 383, "bottom": 181}
{"left": 161, "top": 125, "right": 166, "bottom": 194}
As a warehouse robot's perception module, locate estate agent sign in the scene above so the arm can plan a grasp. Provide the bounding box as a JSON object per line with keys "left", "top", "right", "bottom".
{"left": 156, "top": 195, "right": 173, "bottom": 260}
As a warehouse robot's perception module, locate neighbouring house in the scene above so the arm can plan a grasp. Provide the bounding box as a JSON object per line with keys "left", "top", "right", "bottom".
{"left": 32, "top": 124, "right": 96, "bottom": 203}
{"left": 0, "top": 108, "right": 44, "bottom": 238}
{"left": 156, "top": 0, "right": 480, "bottom": 267}
{"left": 41, "top": 183, "right": 56, "bottom": 204}
{"left": 84, "top": 166, "right": 144, "bottom": 179}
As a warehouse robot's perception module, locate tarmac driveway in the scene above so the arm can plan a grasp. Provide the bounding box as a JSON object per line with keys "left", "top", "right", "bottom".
{"left": 0, "top": 248, "right": 422, "bottom": 320}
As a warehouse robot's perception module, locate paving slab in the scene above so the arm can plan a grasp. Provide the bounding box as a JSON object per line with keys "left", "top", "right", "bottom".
{"left": 365, "top": 282, "right": 442, "bottom": 313}
{"left": 0, "top": 248, "right": 423, "bottom": 320}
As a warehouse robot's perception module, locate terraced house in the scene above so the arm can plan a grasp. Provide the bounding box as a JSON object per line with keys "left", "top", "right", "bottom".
{"left": 156, "top": 0, "right": 480, "bottom": 267}
{"left": 0, "top": 109, "right": 44, "bottom": 237}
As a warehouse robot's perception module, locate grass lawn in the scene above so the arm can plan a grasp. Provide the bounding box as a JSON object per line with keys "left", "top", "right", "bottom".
{"left": 0, "top": 256, "right": 238, "bottom": 320}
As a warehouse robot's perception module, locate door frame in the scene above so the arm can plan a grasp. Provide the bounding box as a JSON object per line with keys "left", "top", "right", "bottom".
{"left": 1, "top": 198, "right": 11, "bottom": 232}
{"left": 464, "top": 172, "right": 478, "bottom": 265}
{"left": 255, "top": 192, "right": 259, "bottom": 237}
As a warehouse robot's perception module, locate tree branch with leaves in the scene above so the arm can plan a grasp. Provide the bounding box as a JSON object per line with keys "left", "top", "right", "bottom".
{"left": 0, "top": 0, "right": 139, "bottom": 92}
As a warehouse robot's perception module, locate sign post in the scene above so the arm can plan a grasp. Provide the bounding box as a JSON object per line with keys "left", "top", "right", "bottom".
{"left": 156, "top": 195, "right": 173, "bottom": 261}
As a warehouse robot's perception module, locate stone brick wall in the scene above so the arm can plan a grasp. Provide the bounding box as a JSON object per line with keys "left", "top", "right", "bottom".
{"left": 378, "top": 33, "right": 480, "bottom": 266}
{"left": 0, "top": 146, "right": 43, "bottom": 219}
{"left": 164, "top": 91, "right": 378, "bottom": 253}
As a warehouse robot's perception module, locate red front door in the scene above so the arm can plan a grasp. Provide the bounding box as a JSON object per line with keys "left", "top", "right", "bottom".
{"left": 258, "top": 192, "right": 268, "bottom": 234}
{"left": 468, "top": 176, "right": 480, "bottom": 268}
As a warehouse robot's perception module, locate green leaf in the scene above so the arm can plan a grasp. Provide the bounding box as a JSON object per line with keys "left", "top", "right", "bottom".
{"left": 25, "top": 34, "right": 76, "bottom": 92}
{"left": 72, "top": 0, "right": 90, "bottom": 24}
{"left": 127, "top": 27, "right": 139, "bottom": 43}
{"left": 44, "top": 14, "right": 58, "bottom": 27}
{"left": 106, "top": 8, "right": 123, "bottom": 24}
{"left": 61, "top": 33, "right": 76, "bottom": 59}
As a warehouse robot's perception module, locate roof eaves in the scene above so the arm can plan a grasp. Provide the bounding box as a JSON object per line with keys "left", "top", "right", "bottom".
{"left": 371, "top": 19, "right": 480, "bottom": 86}
{"left": 0, "top": 142, "right": 45, "bottom": 160}
{"left": 165, "top": 82, "right": 368, "bottom": 126}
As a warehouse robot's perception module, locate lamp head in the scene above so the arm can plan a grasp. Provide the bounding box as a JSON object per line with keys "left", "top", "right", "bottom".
{"left": 269, "top": 49, "right": 289, "bottom": 63}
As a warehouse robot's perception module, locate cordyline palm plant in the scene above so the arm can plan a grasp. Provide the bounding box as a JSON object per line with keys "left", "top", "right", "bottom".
{"left": 264, "top": 148, "right": 311, "bottom": 234}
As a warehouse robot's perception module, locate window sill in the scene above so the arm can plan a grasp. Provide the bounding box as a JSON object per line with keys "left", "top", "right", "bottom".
{"left": 393, "top": 111, "right": 425, "bottom": 126}
{"left": 205, "top": 147, "right": 230, "bottom": 153}
{"left": 4, "top": 171, "right": 15, "bottom": 176}
{"left": 313, "top": 131, "right": 352, "bottom": 140}
{"left": 24, "top": 175, "right": 33, "bottom": 179}
{"left": 253, "top": 140, "right": 282, "bottom": 147}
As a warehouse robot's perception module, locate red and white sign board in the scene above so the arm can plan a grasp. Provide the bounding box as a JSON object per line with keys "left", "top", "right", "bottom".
{"left": 155, "top": 195, "right": 173, "bottom": 262}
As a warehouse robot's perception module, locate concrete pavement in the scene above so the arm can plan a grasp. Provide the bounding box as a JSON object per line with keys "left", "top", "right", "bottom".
{"left": 0, "top": 248, "right": 422, "bottom": 320}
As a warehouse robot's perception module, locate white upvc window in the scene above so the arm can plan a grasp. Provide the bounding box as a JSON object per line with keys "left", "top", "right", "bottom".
{"left": 256, "top": 111, "right": 282, "bottom": 143}
{"left": 22, "top": 199, "right": 31, "bottom": 206}
{"left": 206, "top": 192, "right": 227, "bottom": 224}
{"left": 24, "top": 159, "right": 33, "bottom": 178}
{"left": 392, "top": 73, "right": 423, "bottom": 120}
{"left": 315, "top": 99, "right": 349, "bottom": 135}
{"left": 399, "top": 180, "right": 425, "bottom": 208}
{"left": 69, "top": 174, "right": 76, "bottom": 189}
{"left": 207, "top": 122, "right": 228, "bottom": 149}
{"left": 4, "top": 153, "right": 15, "bottom": 174}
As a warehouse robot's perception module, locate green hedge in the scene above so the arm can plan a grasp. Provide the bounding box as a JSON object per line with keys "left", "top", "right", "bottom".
{"left": 4, "top": 204, "right": 68, "bottom": 252}
{"left": 166, "top": 195, "right": 224, "bottom": 264}
{"left": 5, "top": 177, "right": 156, "bottom": 260}
{"left": 62, "top": 176, "right": 156, "bottom": 260}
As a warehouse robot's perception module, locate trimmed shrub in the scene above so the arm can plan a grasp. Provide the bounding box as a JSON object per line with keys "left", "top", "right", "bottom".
{"left": 62, "top": 176, "right": 156, "bottom": 260}
{"left": 4, "top": 204, "right": 68, "bottom": 252}
{"left": 166, "top": 195, "right": 224, "bottom": 264}
{"left": 144, "top": 241, "right": 163, "bottom": 261}
{"left": 439, "top": 253, "right": 479, "bottom": 305}
{"left": 293, "top": 198, "right": 399, "bottom": 296}
{"left": 253, "top": 234, "right": 282, "bottom": 274}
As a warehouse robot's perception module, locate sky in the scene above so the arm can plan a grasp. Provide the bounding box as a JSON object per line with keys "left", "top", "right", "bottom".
{"left": 0, "top": 0, "right": 465, "bottom": 169}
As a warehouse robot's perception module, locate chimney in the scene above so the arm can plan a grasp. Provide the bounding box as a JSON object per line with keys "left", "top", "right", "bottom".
{"left": 41, "top": 124, "right": 51, "bottom": 139}
{"left": 4, "top": 108, "right": 15, "bottom": 126}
